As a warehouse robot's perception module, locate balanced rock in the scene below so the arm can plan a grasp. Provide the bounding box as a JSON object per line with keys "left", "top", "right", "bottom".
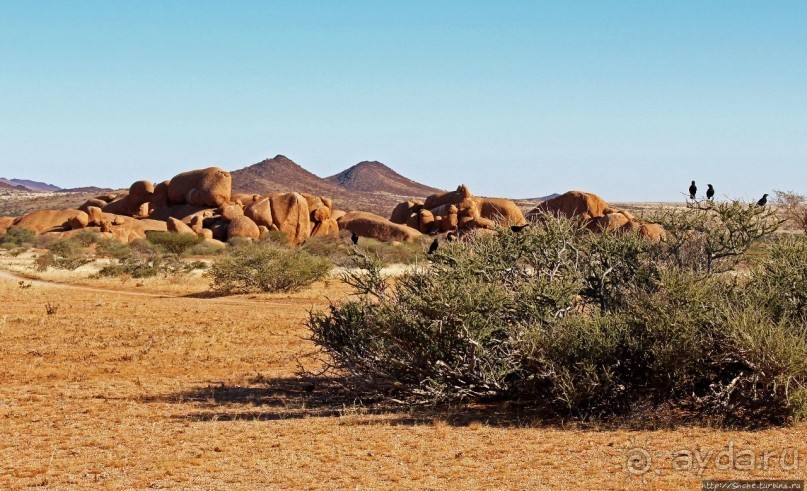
{"left": 167, "top": 167, "right": 232, "bottom": 207}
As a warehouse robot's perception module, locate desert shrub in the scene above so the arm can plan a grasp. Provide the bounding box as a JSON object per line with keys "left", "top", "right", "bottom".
{"left": 774, "top": 190, "right": 807, "bottom": 233}
{"left": 0, "top": 227, "right": 36, "bottom": 250}
{"left": 145, "top": 231, "right": 203, "bottom": 255}
{"left": 209, "top": 243, "right": 331, "bottom": 294}
{"left": 71, "top": 229, "right": 102, "bottom": 247}
{"left": 130, "top": 238, "right": 157, "bottom": 255}
{"left": 260, "top": 229, "right": 291, "bottom": 247}
{"left": 743, "top": 235, "right": 807, "bottom": 323}
{"left": 97, "top": 252, "right": 188, "bottom": 279}
{"left": 35, "top": 238, "right": 92, "bottom": 271}
{"left": 309, "top": 216, "right": 807, "bottom": 426}
{"left": 358, "top": 238, "right": 424, "bottom": 265}
{"left": 301, "top": 235, "right": 425, "bottom": 267}
{"left": 301, "top": 236, "right": 353, "bottom": 266}
{"left": 185, "top": 241, "right": 225, "bottom": 256}
{"left": 96, "top": 238, "right": 196, "bottom": 279}
{"left": 649, "top": 199, "right": 784, "bottom": 273}
{"left": 95, "top": 238, "right": 132, "bottom": 259}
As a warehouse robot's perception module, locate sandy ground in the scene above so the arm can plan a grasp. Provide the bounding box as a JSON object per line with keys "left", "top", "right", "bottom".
{"left": 1, "top": 255, "right": 805, "bottom": 489}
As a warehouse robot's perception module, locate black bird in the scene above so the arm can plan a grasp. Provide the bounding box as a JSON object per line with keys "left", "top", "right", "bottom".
{"left": 427, "top": 238, "right": 439, "bottom": 255}
{"left": 350, "top": 232, "right": 359, "bottom": 245}
{"left": 689, "top": 180, "right": 697, "bottom": 200}
{"left": 706, "top": 184, "right": 715, "bottom": 201}
{"left": 757, "top": 193, "right": 769, "bottom": 207}
{"left": 446, "top": 232, "right": 456, "bottom": 242}
{"left": 510, "top": 223, "right": 530, "bottom": 233}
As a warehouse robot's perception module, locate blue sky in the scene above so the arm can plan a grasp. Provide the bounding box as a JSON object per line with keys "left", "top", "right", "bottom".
{"left": 1, "top": 1, "right": 805, "bottom": 201}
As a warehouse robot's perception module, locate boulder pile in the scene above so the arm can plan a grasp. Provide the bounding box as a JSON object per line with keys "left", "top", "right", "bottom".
{"left": 1, "top": 169, "right": 664, "bottom": 247}
{"left": 390, "top": 184, "right": 527, "bottom": 235}
{"left": 526, "top": 190, "right": 666, "bottom": 242}
{"left": 4, "top": 167, "right": 339, "bottom": 246}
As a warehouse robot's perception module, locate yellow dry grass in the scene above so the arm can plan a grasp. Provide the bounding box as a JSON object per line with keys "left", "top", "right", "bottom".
{"left": 1, "top": 256, "right": 805, "bottom": 489}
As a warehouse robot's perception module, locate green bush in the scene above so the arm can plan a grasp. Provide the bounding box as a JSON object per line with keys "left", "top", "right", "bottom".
{"left": 96, "top": 237, "right": 197, "bottom": 279}
{"left": 259, "top": 229, "right": 291, "bottom": 247}
{"left": 301, "top": 235, "right": 426, "bottom": 267}
{"left": 308, "top": 216, "right": 807, "bottom": 426}
{"left": 145, "top": 231, "right": 203, "bottom": 255}
{"left": 35, "top": 237, "right": 92, "bottom": 271}
{"left": 97, "top": 252, "right": 187, "bottom": 279}
{"left": 209, "top": 243, "right": 331, "bottom": 294}
{"left": 301, "top": 236, "right": 353, "bottom": 266}
{"left": 185, "top": 241, "right": 225, "bottom": 257}
{"left": 95, "top": 238, "right": 133, "bottom": 259}
{"left": 358, "top": 237, "right": 425, "bottom": 265}
{"left": 71, "top": 229, "right": 102, "bottom": 247}
{"left": 648, "top": 199, "right": 784, "bottom": 273}
{"left": 743, "top": 235, "right": 807, "bottom": 323}
{"left": 0, "top": 227, "right": 36, "bottom": 249}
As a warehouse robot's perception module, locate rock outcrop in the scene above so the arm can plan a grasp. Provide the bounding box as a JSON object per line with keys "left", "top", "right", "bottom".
{"left": 337, "top": 211, "right": 422, "bottom": 243}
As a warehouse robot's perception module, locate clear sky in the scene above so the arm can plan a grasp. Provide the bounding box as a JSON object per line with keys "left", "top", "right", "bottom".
{"left": 1, "top": 1, "right": 805, "bottom": 201}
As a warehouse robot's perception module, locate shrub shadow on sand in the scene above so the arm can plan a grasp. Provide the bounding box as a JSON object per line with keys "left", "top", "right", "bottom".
{"left": 142, "top": 375, "right": 711, "bottom": 430}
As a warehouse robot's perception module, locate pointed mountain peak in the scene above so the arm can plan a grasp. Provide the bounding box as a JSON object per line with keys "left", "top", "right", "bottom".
{"left": 326, "top": 160, "right": 442, "bottom": 196}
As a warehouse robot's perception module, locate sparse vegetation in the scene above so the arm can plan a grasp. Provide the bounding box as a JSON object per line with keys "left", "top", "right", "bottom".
{"left": 44, "top": 301, "right": 60, "bottom": 315}
{"left": 775, "top": 190, "right": 807, "bottom": 233}
{"left": 145, "top": 231, "right": 203, "bottom": 255}
{"left": 35, "top": 237, "right": 93, "bottom": 271}
{"left": 310, "top": 213, "right": 807, "bottom": 425}
{"left": 649, "top": 198, "right": 784, "bottom": 273}
{"left": 0, "top": 227, "right": 36, "bottom": 250}
{"left": 301, "top": 235, "right": 425, "bottom": 268}
{"left": 209, "top": 242, "right": 331, "bottom": 294}
{"left": 95, "top": 237, "right": 201, "bottom": 279}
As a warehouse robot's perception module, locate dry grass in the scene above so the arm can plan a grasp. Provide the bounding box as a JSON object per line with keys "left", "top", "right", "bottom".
{"left": 1, "top": 254, "right": 806, "bottom": 489}
{"left": 0, "top": 190, "right": 105, "bottom": 217}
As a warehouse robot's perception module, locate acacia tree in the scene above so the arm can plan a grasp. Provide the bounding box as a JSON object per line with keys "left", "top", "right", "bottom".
{"left": 650, "top": 199, "right": 784, "bottom": 273}
{"left": 774, "top": 190, "right": 807, "bottom": 233}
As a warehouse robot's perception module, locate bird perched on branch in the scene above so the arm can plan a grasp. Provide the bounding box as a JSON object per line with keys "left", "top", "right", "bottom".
{"left": 350, "top": 232, "right": 359, "bottom": 245}
{"left": 757, "top": 194, "right": 769, "bottom": 207}
{"left": 706, "top": 184, "right": 715, "bottom": 201}
{"left": 427, "top": 238, "right": 439, "bottom": 255}
{"left": 510, "top": 223, "right": 529, "bottom": 233}
{"left": 689, "top": 181, "right": 697, "bottom": 200}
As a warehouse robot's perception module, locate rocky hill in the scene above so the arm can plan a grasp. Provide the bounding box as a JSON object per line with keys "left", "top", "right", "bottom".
{"left": 325, "top": 161, "right": 441, "bottom": 197}
{"left": 231, "top": 155, "right": 440, "bottom": 216}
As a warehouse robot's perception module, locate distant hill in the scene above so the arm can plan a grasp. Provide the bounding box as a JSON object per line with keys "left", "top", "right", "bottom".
{"left": 326, "top": 161, "right": 442, "bottom": 197}
{"left": 0, "top": 178, "right": 61, "bottom": 192}
{"left": 0, "top": 181, "right": 31, "bottom": 192}
{"left": 230, "top": 155, "right": 441, "bottom": 215}
{"left": 231, "top": 155, "right": 351, "bottom": 198}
